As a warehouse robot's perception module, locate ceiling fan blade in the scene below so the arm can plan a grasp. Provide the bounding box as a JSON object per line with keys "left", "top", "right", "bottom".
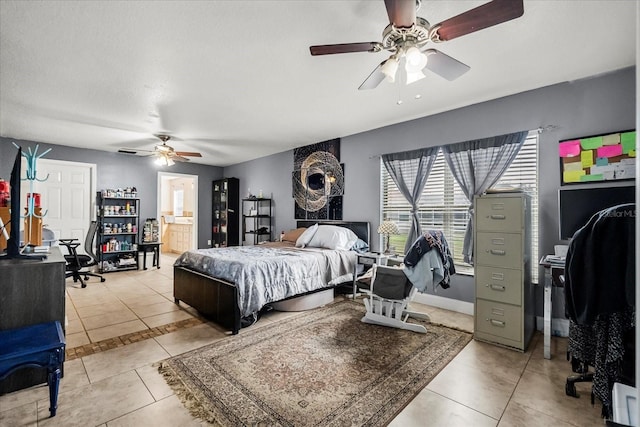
{"left": 175, "top": 151, "right": 202, "bottom": 157}
{"left": 358, "top": 62, "right": 386, "bottom": 90}
{"left": 118, "top": 147, "right": 154, "bottom": 156}
{"left": 423, "top": 49, "right": 470, "bottom": 81}
{"left": 431, "top": 0, "right": 524, "bottom": 42}
{"left": 310, "top": 42, "right": 379, "bottom": 56}
{"left": 384, "top": 0, "right": 416, "bottom": 28}
{"left": 170, "top": 154, "right": 190, "bottom": 162}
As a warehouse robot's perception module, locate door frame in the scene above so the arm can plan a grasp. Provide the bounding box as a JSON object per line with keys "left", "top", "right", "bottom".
{"left": 157, "top": 171, "right": 198, "bottom": 251}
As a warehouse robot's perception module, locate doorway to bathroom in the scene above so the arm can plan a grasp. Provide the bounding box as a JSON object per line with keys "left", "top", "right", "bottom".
{"left": 157, "top": 172, "right": 198, "bottom": 254}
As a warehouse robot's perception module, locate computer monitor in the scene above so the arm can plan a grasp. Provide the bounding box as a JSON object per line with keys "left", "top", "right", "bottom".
{"left": 558, "top": 185, "right": 635, "bottom": 240}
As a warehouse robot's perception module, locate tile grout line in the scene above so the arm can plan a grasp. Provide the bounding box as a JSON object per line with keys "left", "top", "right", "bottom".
{"left": 65, "top": 317, "right": 204, "bottom": 361}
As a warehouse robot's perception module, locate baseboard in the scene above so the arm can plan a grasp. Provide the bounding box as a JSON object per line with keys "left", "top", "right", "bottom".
{"left": 535, "top": 316, "right": 570, "bottom": 337}
{"left": 412, "top": 293, "right": 474, "bottom": 316}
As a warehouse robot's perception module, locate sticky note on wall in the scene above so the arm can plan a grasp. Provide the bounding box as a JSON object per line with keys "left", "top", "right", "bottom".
{"left": 621, "top": 131, "right": 636, "bottom": 154}
{"left": 559, "top": 140, "right": 580, "bottom": 157}
{"left": 581, "top": 136, "right": 603, "bottom": 150}
{"left": 596, "top": 157, "right": 609, "bottom": 166}
{"left": 563, "top": 161, "right": 583, "bottom": 172}
{"left": 602, "top": 134, "right": 621, "bottom": 145}
{"left": 563, "top": 170, "right": 585, "bottom": 183}
{"left": 596, "top": 144, "right": 623, "bottom": 158}
{"left": 581, "top": 150, "right": 594, "bottom": 168}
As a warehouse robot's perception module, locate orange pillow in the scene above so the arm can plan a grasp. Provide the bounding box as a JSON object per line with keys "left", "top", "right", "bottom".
{"left": 282, "top": 227, "right": 306, "bottom": 243}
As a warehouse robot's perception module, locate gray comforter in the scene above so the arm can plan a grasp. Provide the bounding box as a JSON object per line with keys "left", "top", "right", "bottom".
{"left": 174, "top": 244, "right": 356, "bottom": 317}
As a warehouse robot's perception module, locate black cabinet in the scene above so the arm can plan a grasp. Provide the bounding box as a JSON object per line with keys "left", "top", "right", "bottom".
{"left": 242, "top": 198, "right": 272, "bottom": 245}
{"left": 212, "top": 178, "right": 239, "bottom": 247}
{"left": 96, "top": 191, "right": 140, "bottom": 272}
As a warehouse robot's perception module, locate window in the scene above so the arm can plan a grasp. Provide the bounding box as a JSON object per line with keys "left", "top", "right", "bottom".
{"left": 381, "top": 131, "right": 539, "bottom": 282}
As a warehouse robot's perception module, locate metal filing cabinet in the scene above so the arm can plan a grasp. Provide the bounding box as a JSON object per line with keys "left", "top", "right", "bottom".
{"left": 473, "top": 192, "right": 534, "bottom": 351}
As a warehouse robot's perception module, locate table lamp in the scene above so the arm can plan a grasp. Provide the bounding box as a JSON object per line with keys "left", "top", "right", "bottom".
{"left": 377, "top": 220, "right": 399, "bottom": 254}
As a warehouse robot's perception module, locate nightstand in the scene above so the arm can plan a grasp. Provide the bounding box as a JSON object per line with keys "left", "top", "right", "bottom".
{"left": 350, "top": 252, "right": 390, "bottom": 299}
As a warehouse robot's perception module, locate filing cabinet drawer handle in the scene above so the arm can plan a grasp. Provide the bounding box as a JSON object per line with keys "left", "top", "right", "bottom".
{"left": 487, "top": 319, "right": 506, "bottom": 327}
{"left": 486, "top": 284, "right": 506, "bottom": 291}
{"left": 488, "top": 249, "right": 506, "bottom": 255}
{"left": 490, "top": 214, "right": 506, "bottom": 220}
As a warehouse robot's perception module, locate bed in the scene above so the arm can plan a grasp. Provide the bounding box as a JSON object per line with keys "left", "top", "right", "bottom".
{"left": 173, "top": 220, "right": 370, "bottom": 334}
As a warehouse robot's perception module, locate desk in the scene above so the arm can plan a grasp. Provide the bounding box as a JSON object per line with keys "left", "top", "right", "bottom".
{"left": 138, "top": 242, "right": 162, "bottom": 270}
{"left": 0, "top": 247, "right": 65, "bottom": 393}
{"left": 539, "top": 255, "right": 565, "bottom": 360}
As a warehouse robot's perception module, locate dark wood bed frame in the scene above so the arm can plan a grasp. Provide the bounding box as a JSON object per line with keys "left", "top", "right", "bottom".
{"left": 173, "top": 220, "right": 370, "bottom": 334}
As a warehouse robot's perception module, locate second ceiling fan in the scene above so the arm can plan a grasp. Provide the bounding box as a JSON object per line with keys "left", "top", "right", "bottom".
{"left": 120, "top": 134, "right": 202, "bottom": 166}
{"left": 309, "top": 0, "right": 524, "bottom": 90}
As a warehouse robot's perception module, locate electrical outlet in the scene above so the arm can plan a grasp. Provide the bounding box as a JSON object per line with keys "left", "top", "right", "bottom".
{"left": 207, "top": 239, "right": 212, "bottom": 246}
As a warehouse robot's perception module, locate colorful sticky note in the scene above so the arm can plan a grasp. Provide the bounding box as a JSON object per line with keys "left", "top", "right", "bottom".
{"left": 597, "top": 144, "right": 623, "bottom": 158}
{"left": 602, "top": 134, "right": 621, "bottom": 145}
{"left": 629, "top": 150, "right": 636, "bottom": 158}
{"left": 581, "top": 150, "right": 594, "bottom": 168}
{"left": 559, "top": 140, "right": 580, "bottom": 157}
{"left": 595, "top": 157, "right": 609, "bottom": 166}
{"left": 580, "top": 174, "right": 604, "bottom": 182}
{"left": 563, "top": 161, "right": 583, "bottom": 172}
{"left": 563, "top": 170, "right": 585, "bottom": 183}
{"left": 621, "top": 131, "right": 636, "bottom": 154}
{"left": 580, "top": 136, "right": 603, "bottom": 150}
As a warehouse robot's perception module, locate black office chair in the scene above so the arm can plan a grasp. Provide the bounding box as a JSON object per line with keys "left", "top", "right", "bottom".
{"left": 59, "top": 221, "right": 105, "bottom": 288}
{"left": 564, "top": 203, "right": 635, "bottom": 418}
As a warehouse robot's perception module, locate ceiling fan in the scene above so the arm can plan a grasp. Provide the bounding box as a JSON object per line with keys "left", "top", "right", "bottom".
{"left": 309, "top": 0, "right": 524, "bottom": 90}
{"left": 119, "top": 134, "right": 202, "bottom": 166}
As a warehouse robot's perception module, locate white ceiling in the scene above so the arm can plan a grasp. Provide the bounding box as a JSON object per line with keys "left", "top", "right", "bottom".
{"left": 0, "top": 1, "right": 636, "bottom": 167}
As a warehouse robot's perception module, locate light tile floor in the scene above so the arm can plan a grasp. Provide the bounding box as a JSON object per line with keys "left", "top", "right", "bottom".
{"left": 0, "top": 253, "right": 605, "bottom": 426}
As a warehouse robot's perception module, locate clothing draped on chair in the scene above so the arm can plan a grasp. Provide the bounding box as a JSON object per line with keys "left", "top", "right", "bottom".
{"left": 564, "top": 203, "right": 636, "bottom": 418}
{"left": 381, "top": 147, "right": 439, "bottom": 253}
{"left": 403, "top": 230, "right": 456, "bottom": 291}
{"left": 441, "top": 130, "right": 527, "bottom": 264}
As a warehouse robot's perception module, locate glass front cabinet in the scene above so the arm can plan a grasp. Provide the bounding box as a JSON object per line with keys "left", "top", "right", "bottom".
{"left": 212, "top": 178, "right": 239, "bottom": 247}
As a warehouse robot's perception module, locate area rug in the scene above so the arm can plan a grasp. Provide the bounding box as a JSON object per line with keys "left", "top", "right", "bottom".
{"left": 158, "top": 299, "right": 471, "bottom": 426}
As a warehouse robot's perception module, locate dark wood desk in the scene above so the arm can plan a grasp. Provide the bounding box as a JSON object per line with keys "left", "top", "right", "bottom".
{"left": 138, "top": 242, "right": 162, "bottom": 270}
{"left": 0, "top": 247, "right": 65, "bottom": 393}
{"left": 539, "top": 255, "right": 565, "bottom": 360}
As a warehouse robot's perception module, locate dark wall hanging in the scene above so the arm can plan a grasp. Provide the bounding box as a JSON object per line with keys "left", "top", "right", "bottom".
{"left": 293, "top": 139, "right": 344, "bottom": 220}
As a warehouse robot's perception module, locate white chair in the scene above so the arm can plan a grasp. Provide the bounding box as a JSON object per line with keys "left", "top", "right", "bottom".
{"left": 360, "top": 264, "right": 428, "bottom": 333}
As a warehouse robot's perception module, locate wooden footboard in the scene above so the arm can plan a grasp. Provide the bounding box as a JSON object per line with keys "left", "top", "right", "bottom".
{"left": 173, "top": 266, "right": 242, "bottom": 334}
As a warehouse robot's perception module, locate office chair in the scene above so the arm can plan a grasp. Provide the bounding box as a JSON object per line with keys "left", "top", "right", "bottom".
{"left": 59, "top": 221, "right": 105, "bottom": 288}
{"left": 564, "top": 203, "right": 635, "bottom": 418}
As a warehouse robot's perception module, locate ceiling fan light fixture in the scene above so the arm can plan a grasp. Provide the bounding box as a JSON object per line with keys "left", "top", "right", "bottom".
{"left": 380, "top": 56, "right": 399, "bottom": 82}
{"left": 404, "top": 46, "right": 428, "bottom": 73}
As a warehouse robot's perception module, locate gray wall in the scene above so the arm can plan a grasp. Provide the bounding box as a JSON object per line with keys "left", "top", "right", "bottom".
{"left": 0, "top": 139, "right": 224, "bottom": 248}
{"left": 225, "top": 66, "right": 637, "bottom": 307}
{"left": 1, "top": 67, "right": 635, "bottom": 308}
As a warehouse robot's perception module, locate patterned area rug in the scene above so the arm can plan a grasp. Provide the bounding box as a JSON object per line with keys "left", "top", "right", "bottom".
{"left": 158, "top": 299, "right": 471, "bottom": 426}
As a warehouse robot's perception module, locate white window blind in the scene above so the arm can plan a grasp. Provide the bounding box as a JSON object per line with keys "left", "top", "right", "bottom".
{"left": 381, "top": 131, "right": 539, "bottom": 282}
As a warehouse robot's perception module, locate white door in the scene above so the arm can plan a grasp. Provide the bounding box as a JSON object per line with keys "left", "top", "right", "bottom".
{"left": 21, "top": 158, "right": 96, "bottom": 253}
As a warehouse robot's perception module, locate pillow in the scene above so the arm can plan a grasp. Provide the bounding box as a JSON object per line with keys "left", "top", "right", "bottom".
{"left": 282, "top": 227, "right": 306, "bottom": 243}
{"left": 295, "top": 223, "right": 318, "bottom": 248}
{"left": 306, "top": 225, "right": 359, "bottom": 251}
{"left": 351, "top": 238, "right": 369, "bottom": 253}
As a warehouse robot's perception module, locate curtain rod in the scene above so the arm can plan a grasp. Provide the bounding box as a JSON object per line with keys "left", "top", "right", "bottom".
{"left": 368, "top": 125, "right": 558, "bottom": 160}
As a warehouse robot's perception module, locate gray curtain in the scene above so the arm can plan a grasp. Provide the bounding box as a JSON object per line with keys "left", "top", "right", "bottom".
{"left": 382, "top": 147, "right": 440, "bottom": 253}
{"left": 441, "top": 131, "right": 528, "bottom": 264}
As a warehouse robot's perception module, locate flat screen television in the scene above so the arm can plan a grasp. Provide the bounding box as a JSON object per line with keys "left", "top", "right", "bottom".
{"left": 0, "top": 146, "right": 46, "bottom": 260}
{"left": 1, "top": 147, "right": 23, "bottom": 258}
{"left": 558, "top": 185, "right": 635, "bottom": 240}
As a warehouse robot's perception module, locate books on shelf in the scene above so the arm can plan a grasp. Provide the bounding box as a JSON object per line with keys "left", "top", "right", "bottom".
{"left": 541, "top": 254, "right": 565, "bottom": 267}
